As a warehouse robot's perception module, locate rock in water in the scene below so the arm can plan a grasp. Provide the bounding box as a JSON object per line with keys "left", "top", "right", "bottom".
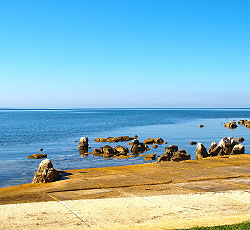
{"left": 78, "top": 137, "right": 89, "bottom": 153}
{"left": 196, "top": 143, "right": 208, "bottom": 160}
{"left": 28, "top": 153, "right": 47, "bottom": 159}
{"left": 232, "top": 144, "right": 245, "bottom": 155}
{"left": 32, "top": 159, "right": 61, "bottom": 183}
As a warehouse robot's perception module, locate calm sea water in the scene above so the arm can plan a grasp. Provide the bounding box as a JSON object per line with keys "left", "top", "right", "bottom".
{"left": 0, "top": 108, "right": 250, "bottom": 188}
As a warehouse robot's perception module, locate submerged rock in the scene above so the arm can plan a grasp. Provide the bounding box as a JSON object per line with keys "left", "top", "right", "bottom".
{"left": 32, "top": 159, "right": 61, "bottom": 183}
{"left": 94, "top": 136, "right": 136, "bottom": 143}
{"left": 152, "top": 144, "right": 158, "bottom": 149}
{"left": 144, "top": 153, "right": 156, "bottom": 161}
{"left": 28, "top": 153, "right": 47, "bottom": 159}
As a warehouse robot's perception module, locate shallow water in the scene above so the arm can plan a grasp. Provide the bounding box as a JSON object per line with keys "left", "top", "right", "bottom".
{"left": 0, "top": 108, "right": 250, "bottom": 188}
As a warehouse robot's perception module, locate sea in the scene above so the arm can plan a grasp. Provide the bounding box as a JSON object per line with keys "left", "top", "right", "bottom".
{"left": 0, "top": 108, "right": 250, "bottom": 188}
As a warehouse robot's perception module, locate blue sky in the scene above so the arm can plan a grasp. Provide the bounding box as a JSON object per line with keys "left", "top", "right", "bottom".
{"left": 0, "top": 0, "right": 249, "bottom": 108}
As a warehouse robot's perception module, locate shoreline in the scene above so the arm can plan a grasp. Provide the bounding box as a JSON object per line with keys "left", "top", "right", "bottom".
{"left": 2, "top": 155, "right": 250, "bottom": 229}
{"left": 1, "top": 154, "right": 250, "bottom": 204}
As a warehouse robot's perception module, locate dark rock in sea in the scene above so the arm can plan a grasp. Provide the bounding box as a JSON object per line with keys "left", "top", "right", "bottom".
{"left": 224, "top": 121, "right": 237, "bottom": 129}
{"left": 155, "top": 138, "right": 164, "bottom": 145}
{"left": 114, "top": 145, "right": 129, "bottom": 155}
{"left": 130, "top": 140, "right": 149, "bottom": 154}
{"left": 28, "top": 153, "right": 47, "bottom": 159}
{"left": 94, "top": 136, "right": 135, "bottom": 143}
{"left": 74, "top": 140, "right": 78, "bottom": 142}
{"left": 152, "top": 144, "right": 158, "bottom": 149}
{"left": 196, "top": 143, "right": 208, "bottom": 160}
{"left": 238, "top": 120, "right": 245, "bottom": 125}
{"left": 78, "top": 137, "right": 88, "bottom": 153}
{"left": 40, "top": 148, "right": 43, "bottom": 151}
{"left": 163, "top": 142, "right": 168, "bottom": 144}
{"left": 238, "top": 137, "right": 245, "bottom": 143}
{"left": 199, "top": 124, "right": 204, "bottom": 128}
{"left": 244, "top": 120, "right": 250, "bottom": 128}
{"left": 165, "top": 145, "right": 178, "bottom": 153}
{"left": 144, "top": 138, "right": 155, "bottom": 145}
{"left": 32, "top": 159, "right": 61, "bottom": 183}
{"left": 190, "top": 141, "right": 197, "bottom": 145}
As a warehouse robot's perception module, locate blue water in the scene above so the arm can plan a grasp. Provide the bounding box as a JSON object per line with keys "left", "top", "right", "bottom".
{"left": 1, "top": 108, "right": 250, "bottom": 188}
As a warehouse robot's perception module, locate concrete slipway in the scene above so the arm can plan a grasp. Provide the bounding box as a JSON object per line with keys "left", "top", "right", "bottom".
{"left": 1, "top": 155, "right": 250, "bottom": 229}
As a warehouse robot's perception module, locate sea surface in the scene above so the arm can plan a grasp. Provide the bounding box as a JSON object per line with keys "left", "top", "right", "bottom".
{"left": 0, "top": 108, "right": 250, "bottom": 188}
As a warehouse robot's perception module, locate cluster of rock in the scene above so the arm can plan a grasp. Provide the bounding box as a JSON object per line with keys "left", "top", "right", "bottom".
{"left": 144, "top": 138, "right": 164, "bottom": 145}
{"left": 91, "top": 145, "right": 130, "bottom": 158}
{"left": 94, "top": 136, "right": 138, "bottom": 143}
{"left": 238, "top": 120, "right": 250, "bottom": 128}
{"left": 32, "top": 159, "right": 61, "bottom": 183}
{"left": 196, "top": 137, "right": 245, "bottom": 160}
{"left": 130, "top": 140, "right": 150, "bottom": 154}
{"left": 224, "top": 121, "right": 238, "bottom": 129}
{"left": 158, "top": 145, "right": 191, "bottom": 162}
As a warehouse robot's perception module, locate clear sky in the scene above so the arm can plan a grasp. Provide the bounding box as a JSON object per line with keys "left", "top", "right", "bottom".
{"left": 0, "top": 0, "right": 249, "bottom": 108}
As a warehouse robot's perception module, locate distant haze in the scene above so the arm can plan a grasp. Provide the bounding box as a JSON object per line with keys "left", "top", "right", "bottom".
{"left": 0, "top": 0, "right": 249, "bottom": 108}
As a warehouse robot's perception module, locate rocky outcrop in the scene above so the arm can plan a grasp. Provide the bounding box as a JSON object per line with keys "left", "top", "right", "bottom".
{"left": 206, "top": 137, "right": 245, "bottom": 157}
{"left": 78, "top": 137, "right": 88, "bottom": 153}
{"left": 32, "top": 159, "right": 61, "bottom": 183}
{"left": 196, "top": 143, "right": 208, "bottom": 160}
{"left": 158, "top": 145, "right": 190, "bottom": 162}
{"left": 224, "top": 121, "right": 237, "bottom": 129}
{"left": 28, "top": 153, "right": 47, "bottom": 159}
{"left": 94, "top": 136, "right": 137, "bottom": 143}
{"left": 91, "top": 145, "right": 129, "bottom": 158}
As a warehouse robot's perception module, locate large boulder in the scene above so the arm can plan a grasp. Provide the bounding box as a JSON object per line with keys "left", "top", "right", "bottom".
{"left": 232, "top": 144, "right": 245, "bottom": 155}
{"left": 144, "top": 153, "right": 156, "bottom": 161}
{"left": 196, "top": 143, "right": 208, "bottom": 160}
{"left": 32, "top": 159, "right": 61, "bottom": 183}
{"left": 78, "top": 137, "right": 88, "bottom": 152}
{"left": 28, "top": 153, "right": 47, "bottom": 159}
